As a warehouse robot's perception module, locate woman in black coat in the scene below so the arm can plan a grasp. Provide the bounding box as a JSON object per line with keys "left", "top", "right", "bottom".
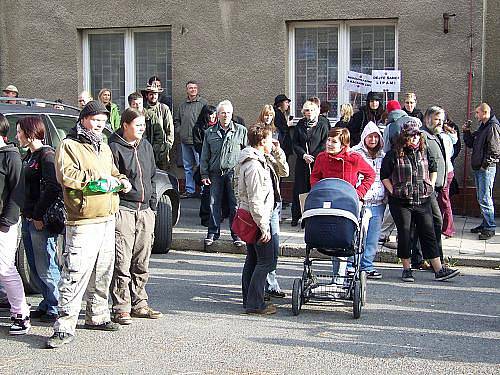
{"left": 192, "top": 105, "right": 218, "bottom": 226}
{"left": 348, "top": 91, "right": 385, "bottom": 146}
{"left": 291, "top": 100, "right": 329, "bottom": 226}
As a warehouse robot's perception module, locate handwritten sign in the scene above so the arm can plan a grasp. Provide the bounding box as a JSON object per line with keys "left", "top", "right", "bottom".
{"left": 344, "top": 71, "right": 373, "bottom": 94}
{"left": 371, "top": 70, "right": 401, "bottom": 92}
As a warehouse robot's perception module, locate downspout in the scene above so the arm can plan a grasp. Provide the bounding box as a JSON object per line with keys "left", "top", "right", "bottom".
{"left": 480, "top": 0, "right": 487, "bottom": 101}
{"left": 462, "top": 0, "right": 475, "bottom": 193}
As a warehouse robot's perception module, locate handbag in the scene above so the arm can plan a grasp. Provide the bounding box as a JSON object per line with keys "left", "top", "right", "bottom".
{"left": 231, "top": 208, "right": 259, "bottom": 244}
{"left": 37, "top": 147, "right": 66, "bottom": 235}
{"left": 43, "top": 196, "right": 66, "bottom": 235}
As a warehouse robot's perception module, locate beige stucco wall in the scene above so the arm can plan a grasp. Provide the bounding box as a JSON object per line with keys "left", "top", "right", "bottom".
{"left": 0, "top": 0, "right": 496, "bottom": 191}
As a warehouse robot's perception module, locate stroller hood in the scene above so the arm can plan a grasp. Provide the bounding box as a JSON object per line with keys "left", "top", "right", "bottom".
{"left": 302, "top": 178, "right": 360, "bottom": 226}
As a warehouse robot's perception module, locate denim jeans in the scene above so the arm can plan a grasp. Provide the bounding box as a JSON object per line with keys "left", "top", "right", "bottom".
{"left": 208, "top": 171, "right": 237, "bottom": 239}
{"left": 21, "top": 219, "right": 61, "bottom": 315}
{"left": 360, "top": 204, "right": 386, "bottom": 272}
{"left": 0, "top": 219, "right": 30, "bottom": 317}
{"left": 266, "top": 204, "right": 281, "bottom": 292}
{"left": 181, "top": 143, "right": 199, "bottom": 194}
{"left": 474, "top": 166, "right": 497, "bottom": 230}
{"left": 242, "top": 227, "right": 275, "bottom": 311}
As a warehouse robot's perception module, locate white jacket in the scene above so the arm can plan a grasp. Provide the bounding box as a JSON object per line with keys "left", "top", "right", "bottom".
{"left": 352, "top": 121, "right": 386, "bottom": 206}
{"left": 237, "top": 147, "right": 275, "bottom": 234}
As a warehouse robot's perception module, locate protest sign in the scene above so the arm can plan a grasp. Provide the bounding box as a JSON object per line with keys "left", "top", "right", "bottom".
{"left": 344, "top": 71, "right": 373, "bottom": 94}
{"left": 371, "top": 70, "right": 401, "bottom": 92}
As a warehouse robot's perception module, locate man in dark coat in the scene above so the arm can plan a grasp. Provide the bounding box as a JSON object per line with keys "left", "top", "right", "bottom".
{"left": 463, "top": 103, "right": 500, "bottom": 240}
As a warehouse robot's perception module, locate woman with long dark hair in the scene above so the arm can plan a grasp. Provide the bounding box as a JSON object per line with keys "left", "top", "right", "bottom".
{"left": 17, "top": 116, "right": 62, "bottom": 323}
{"left": 381, "top": 120, "right": 459, "bottom": 282}
{"left": 193, "top": 105, "right": 218, "bottom": 226}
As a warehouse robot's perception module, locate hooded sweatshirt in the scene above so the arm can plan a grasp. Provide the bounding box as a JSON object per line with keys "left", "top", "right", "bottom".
{"left": 310, "top": 145, "right": 376, "bottom": 199}
{"left": 352, "top": 121, "right": 386, "bottom": 206}
{"left": 237, "top": 146, "right": 275, "bottom": 234}
{"left": 108, "top": 129, "right": 157, "bottom": 212}
{"left": 0, "top": 144, "right": 24, "bottom": 227}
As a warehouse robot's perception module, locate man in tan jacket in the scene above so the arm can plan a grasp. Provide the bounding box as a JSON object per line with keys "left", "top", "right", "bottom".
{"left": 47, "top": 101, "right": 131, "bottom": 349}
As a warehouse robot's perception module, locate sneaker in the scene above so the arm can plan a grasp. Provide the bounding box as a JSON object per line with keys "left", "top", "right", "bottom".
{"left": 245, "top": 304, "right": 277, "bottom": 315}
{"left": 233, "top": 238, "right": 245, "bottom": 247}
{"left": 378, "top": 235, "right": 388, "bottom": 244}
{"left": 9, "top": 315, "right": 31, "bottom": 335}
{"left": 470, "top": 225, "right": 484, "bottom": 233}
{"left": 266, "top": 290, "right": 286, "bottom": 298}
{"left": 46, "top": 332, "right": 74, "bottom": 349}
{"left": 435, "top": 266, "right": 460, "bottom": 281}
{"left": 401, "top": 269, "right": 415, "bottom": 282}
{"left": 112, "top": 312, "right": 133, "bottom": 325}
{"left": 40, "top": 313, "right": 59, "bottom": 323}
{"left": 366, "top": 270, "right": 383, "bottom": 279}
{"left": 478, "top": 230, "right": 495, "bottom": 240}
{"left": 383, "top": 241, "right": 398, "bottom": 249}
{"left": 131, "top": 306, "right": 163, "bottom": 319}
{"left": 83, "top": 321, "right": 120, "bottom": 331}
{"left": 204, "top": 234, "right": 215, "bottom": 246}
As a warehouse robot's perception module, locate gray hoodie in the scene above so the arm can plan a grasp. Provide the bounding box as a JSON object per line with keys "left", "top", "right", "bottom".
{"left": 383, "top": 109, "right": 414, "bottom": 152}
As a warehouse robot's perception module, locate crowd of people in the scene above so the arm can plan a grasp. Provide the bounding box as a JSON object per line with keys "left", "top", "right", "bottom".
{"left": 0, "top": 80, "right": 498, "bottom": 344}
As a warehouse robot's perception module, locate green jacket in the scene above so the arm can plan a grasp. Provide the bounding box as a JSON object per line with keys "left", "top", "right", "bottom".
{"left": 174, "top": 95, "right": 208, "bottom": 144}
{"left": 107, "top": 102, "right": 121, "bottom": 131}
{"left": 143, "top": 109, "right": 168, "bottom": 169}
{"left": 146, "top": 102, "right": 174, "bottom": 169}
{"left": 200, "top": 121, "right": 247, "bottom": 179}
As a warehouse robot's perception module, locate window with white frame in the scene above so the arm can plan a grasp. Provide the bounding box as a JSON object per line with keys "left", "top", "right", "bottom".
{"left": 82, "top": 27, "right": 172, "bottom": 111}
{"left": 289, "top": 21, "right": 397, "bottom": 118}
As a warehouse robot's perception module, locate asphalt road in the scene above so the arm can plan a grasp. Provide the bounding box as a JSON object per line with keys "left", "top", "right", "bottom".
{"left": 1, "top": 250, "right": 499, "bottom": 374}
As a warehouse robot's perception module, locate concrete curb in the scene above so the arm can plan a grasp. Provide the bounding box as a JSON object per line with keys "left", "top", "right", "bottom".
{"left": 170, "top": 238, "right": 500, "bottom": 269}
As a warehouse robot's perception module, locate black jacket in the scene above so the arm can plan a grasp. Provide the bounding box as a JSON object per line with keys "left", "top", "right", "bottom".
{"left": 463, "top": 115, "right": 500, "bottom": 170}
{"left": 193, "top": 119, "right": 212, "bottom": 156}
{"left": 22, "top": 146, "right": 62, "bottom": 220}
{"left": 292, "top": 117, "right": 330, "bottom": 160}
{"left": 402, "top": 107, "right": 424, "bottom": 123}
{"left": 349, "top": 105, "right": 385, "bottom": 146}
{"left": 108, "top": 130, "right": 157, "bottom": 211}
{"left": 274, "top": 107, "right": 293, "bottom": 157}
{"left": 0, "top": 144, "right": 24, "bottom": 227}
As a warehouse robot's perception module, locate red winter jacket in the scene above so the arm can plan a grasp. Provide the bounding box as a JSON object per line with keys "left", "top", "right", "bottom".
{"left": 310, "top": 148, "right": 376, "bottom": 199}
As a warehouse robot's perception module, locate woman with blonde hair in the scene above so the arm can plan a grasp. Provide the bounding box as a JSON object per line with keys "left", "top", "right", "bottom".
{"left": 290, "top": 100, "right": 329, "bottom": 226}
{"left": 98, "top": 88, "right": 121, "bottom": 131}
{"left": 402, "top": 92, "right": 424, "bottom": 123}
{"left": 335, "top": 103, "right": 354, "bottom": 128}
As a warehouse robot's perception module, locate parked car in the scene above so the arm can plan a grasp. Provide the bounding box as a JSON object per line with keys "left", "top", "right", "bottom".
{"left": 0, "top": 98, "right": 180, "bottom": 293}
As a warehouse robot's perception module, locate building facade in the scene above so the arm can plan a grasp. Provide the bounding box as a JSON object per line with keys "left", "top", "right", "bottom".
{"left": 0, "top": 0, "right": 498, "bottom": 214}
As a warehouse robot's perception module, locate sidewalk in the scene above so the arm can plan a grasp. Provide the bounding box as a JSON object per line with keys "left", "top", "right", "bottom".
{"left": 172, "top": 199, "right": 500, "bottom": 268}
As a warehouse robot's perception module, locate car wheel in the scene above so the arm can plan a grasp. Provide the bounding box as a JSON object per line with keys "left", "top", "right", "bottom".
{"left": 152, "top": 194, "right": 173, "bottom": 254}
{"left": 15, "top": 229, "right": 41, "bottom": 295}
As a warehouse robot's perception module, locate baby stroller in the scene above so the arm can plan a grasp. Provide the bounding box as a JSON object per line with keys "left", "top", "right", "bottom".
{"left": 291, "top": 178, "right": 371, "bottom": 318}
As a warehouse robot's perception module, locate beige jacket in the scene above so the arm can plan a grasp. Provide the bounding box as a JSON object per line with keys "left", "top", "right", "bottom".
{"left": 55, "top": 137, "right": 126, "bottom": 225}
{"left": 237, "top": 147, "right": 275, "bottom": 234}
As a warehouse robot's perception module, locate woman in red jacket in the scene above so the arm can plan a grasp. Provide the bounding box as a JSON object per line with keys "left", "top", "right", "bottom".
{"left": 310, "top": 127, "right": 375, "bottom": 285}
{"left": 310, "top": 127, "right": 375, "bottom": 199}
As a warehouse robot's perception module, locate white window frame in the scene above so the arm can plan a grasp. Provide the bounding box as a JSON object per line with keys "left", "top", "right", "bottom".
{"left": 82, "top": 26, "right": 171, "bottom": 108}
{"left": 288, "top": 20, "right": 398, "bottom": 119}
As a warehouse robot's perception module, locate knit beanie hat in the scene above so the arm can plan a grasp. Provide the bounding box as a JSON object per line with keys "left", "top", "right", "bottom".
{"left": 386, "top": 100, "right": 401, "bottom": 114}
{"left": 79, "top": 100, "right": 110, "bottom": 120}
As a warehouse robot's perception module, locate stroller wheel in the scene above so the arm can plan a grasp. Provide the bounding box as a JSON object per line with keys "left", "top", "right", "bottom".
{"left": 292, "top": 278, "right": 303, "bottom": 316}
{"left": 353, "top": 281, "right": 362, "bottom": 319}
{"left": 360, "top": 271, "right": 367, "bottom": 307}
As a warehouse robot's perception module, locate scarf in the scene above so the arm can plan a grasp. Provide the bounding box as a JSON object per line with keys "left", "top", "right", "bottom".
{"left": 76, "top": 121, "right": 103, "bottom": 153}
